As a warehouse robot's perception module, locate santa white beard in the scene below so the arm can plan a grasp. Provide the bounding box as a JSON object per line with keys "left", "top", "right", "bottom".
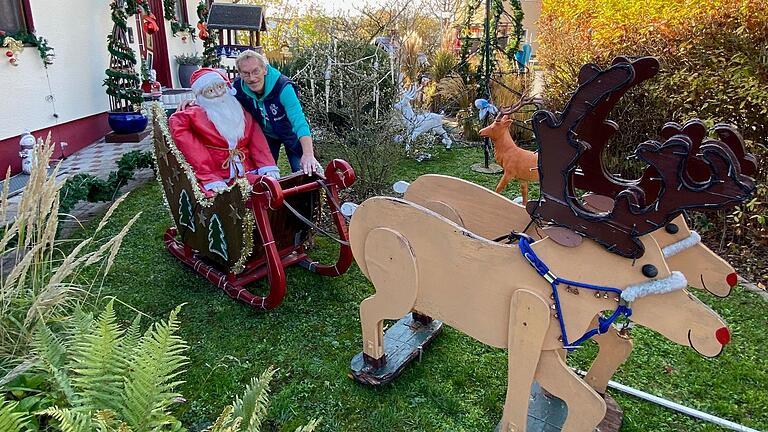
{"left": 196, "top": 92, "right": 246, "bottom": 149}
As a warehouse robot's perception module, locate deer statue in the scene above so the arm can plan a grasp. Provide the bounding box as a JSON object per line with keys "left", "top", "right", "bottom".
{"left": 350, "top": 196, "right": 730, "bottom": 432}
{"left": 394, "top": 83, "right": 453, "bottom": 150}
{"left": 478, "top": 93, "right": 541, "bottom": 205}
{"left": 349, "top": 57, "right": 755, "bottom": 431}
{"left": 401, "top": 174, "right": 740, "bottom": 396}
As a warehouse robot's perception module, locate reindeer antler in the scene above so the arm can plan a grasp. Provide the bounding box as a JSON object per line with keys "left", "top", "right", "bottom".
{"left": 571, "top": 57, "right": 660, "bottom": 198}
{"left": 529, "top": 60, "right": 756, "bottom": 258}
{"left": 495, "top": 90, "right": 543, "bottom": 121}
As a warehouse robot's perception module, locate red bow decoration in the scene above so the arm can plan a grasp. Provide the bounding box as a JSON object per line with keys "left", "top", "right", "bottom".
{"left": 143, "top": 14, "right": 159, "bottom": 34}
{"left": 197, "top": 22, "right": 209, "bottom": 40}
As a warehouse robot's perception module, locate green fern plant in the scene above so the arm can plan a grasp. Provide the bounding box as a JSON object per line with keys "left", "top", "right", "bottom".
{"left": 25, "top": 301, "right": 317, "bottom": 432}
{"left": 0, "top": 396, "right": 31, "bottom": 431}
{"left": 33, "top": 300, "right": 187, "bottom": 432}
{"left": 207, "top": 367, "right": 318, "bottom": 432}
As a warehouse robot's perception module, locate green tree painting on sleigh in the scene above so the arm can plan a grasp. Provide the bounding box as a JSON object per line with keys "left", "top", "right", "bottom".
{"left": 104, "top": 0, "right": 148, "bottom": 135}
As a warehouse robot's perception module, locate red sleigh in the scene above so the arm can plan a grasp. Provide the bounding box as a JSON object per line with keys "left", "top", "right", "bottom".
{"left": 150, "top": 104, "right": 356, "bottom": 310}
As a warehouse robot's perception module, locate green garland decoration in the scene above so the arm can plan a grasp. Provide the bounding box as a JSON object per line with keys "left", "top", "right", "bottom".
{"left": 125, "top": 0, "right": 150, "bottom": 16}
{"left": 504, "top": 0, "right": 524, "bottom": 60}
{"left": 163, "top": 0, "right": 176, "bottom": 20}
{"left": 459, "top": 0, "right": 481, "bottom": 86}
{"left": 164, "top": 0, "right": 197, "bottom": 40}
{"left": 197, "top": 1, "right": 219, "bottom": 67}
{"left": 0, "top": 31, "right": 55, "bottom": 67}
{"left": 459, "top": 0, "right": 525, "bottom": 98}
{"left": 104, "top": 0, "right": 143, "bottom": 109}
{"left": 59, "top": 150, "right": 155, "bottom": 213}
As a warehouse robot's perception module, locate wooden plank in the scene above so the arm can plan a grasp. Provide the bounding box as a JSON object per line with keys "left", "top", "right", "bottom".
{"left": 350, "top": 313, "right": 443, "bottom": 385}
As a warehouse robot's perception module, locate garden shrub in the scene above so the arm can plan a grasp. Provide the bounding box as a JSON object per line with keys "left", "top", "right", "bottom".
{"left": 59, "top": 150, "right": 154, "bottom": 213}
{"left": 538, "top": 0, "right": 768, "bottom": 246}
{"left": 285, "top": 40, "right": 405, "bottom": 200}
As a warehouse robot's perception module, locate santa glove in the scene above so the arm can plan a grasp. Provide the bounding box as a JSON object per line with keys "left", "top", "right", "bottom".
{"left": 203, "top": 180, "right": 229, "bottom": 192}
{"left": 255, "top": 165, "right": 281, "bottom": 179}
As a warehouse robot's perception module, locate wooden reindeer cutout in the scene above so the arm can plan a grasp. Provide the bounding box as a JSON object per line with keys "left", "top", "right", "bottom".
{"left": 347, "top": 57, "right": 754, "bottom": 431}
{"left": 479, "top": 94, "right": 540, "bottom": 204}
{"left": 402, "top": 174, "right": 738, "bottom": 398}
{"left": 349, "top": 196, "right": 729, "bottom": 432}
{"left": 404, "top": 174, "right": 738, "bottom": 298}
{"left": 528, "top": 61, "right": 755, "bottom": 258}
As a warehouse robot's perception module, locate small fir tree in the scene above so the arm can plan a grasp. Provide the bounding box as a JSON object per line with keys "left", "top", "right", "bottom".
{"left": 207, "top": 214, "right": 228, "bottom": 260}
{"left": 178, "top": 189, "right": 196, "bottom": 232}
{"left": 104, "top": 0, "right": 143, "bottom": 111}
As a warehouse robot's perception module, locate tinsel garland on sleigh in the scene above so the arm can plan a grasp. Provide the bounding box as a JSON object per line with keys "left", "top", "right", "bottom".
{"left": 148, "top": 103, "right": 256, "bottom": 274}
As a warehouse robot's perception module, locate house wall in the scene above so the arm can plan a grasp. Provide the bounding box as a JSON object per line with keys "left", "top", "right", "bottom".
{"left": 521, "top": 0, "right": 542, "bottom": 56}
{"left": 0, "top": 0, "right": 203, "bottom": 175}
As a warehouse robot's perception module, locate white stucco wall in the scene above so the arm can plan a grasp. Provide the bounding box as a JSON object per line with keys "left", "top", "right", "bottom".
{"left": 0, "top": 0, "right": 203, "bottom": 141}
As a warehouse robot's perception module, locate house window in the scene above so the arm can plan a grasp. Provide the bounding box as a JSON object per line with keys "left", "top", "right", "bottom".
{"left": 174, "top": 0, "right": 189, "bottom": 24}
{"left": 0, "top": 0, "right": 34, "bottom": 33}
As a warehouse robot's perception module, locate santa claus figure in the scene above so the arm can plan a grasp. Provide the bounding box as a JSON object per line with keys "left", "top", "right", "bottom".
{"left": 169, "top": 68, "right": 280, "bottom": 193}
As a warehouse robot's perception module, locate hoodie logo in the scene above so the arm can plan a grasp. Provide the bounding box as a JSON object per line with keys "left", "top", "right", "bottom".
{"left": 270, "top": 104, "right": 279, "bottom": 116}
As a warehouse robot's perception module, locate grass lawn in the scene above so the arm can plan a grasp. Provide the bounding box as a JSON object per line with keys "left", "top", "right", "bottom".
{"left": 88, "top": 145, "right": 767, "bottom": 431}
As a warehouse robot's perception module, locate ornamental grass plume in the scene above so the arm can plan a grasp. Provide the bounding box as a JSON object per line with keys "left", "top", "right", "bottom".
{"left": 0, "top": 135, "right": 140, "bottom": 379}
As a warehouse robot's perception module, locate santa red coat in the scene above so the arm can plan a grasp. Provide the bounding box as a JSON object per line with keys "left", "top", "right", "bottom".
{"left": 169, "top": 106, "right": 276, "bottom": 191}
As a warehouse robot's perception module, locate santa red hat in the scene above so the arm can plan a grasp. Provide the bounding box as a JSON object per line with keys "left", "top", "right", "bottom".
{"left": 190, "top": 67, "right": 235, "bottom": 95}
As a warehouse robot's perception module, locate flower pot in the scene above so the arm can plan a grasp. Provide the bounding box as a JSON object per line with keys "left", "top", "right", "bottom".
{"left": 108, "top": 111, "right": 148, "bottom": 135}
{"left": 178, "top": 64, "right": 200, "bottom": 88}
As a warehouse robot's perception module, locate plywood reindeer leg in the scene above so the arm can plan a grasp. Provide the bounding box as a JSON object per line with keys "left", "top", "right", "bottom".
{"left": 537, "top": 350, "right": 606, "bottom": 432}
{"left": 496, "top": 172, "right": 513, "bottom": 194}
{"left": 359, "top": 227, "right": 419, "bottom": 365}
{"left": 499, "top": 290, "right": 550, "bottom": 432}
{"left": 584, "top": 318, "right": 633, "bottom": 394}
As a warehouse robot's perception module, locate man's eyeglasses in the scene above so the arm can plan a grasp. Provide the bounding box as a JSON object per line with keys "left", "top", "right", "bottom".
{"left": 239, "top": 68, "right": 263, "bottom": 79}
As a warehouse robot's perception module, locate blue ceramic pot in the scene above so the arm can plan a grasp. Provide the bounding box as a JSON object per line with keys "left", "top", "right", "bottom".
{"left": 108, "top": 111, "right": 148, "bottom": 135}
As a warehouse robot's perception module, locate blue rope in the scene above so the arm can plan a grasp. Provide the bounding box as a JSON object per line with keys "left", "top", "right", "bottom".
{"left": 515, "top": 233, "right": 633, "bottom": 351}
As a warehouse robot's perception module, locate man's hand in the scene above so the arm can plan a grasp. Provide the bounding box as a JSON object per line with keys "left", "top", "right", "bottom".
{"left": 300, "top": 153, "right": 322, "bottom": 176}
{"left": 178, "top": 99, "right": 197, "bottom": 111}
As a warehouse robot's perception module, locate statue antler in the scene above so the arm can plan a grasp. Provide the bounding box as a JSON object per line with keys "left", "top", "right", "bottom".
{"left": 571, "top": 58, "right": 758, "bottom": 207}
{"left": 495, "top": 89, "right": 542, "bottom": 121}
{"left": 528, "top": 60, "right": 756, "bottom": 258}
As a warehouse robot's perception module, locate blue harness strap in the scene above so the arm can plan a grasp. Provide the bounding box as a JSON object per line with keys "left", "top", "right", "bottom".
{"left": 514, "top": 233, "right": 632, "bottom": 351}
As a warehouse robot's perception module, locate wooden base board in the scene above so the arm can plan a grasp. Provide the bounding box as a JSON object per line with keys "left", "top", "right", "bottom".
{"left": 105, "top": 129, "right": 150, "bottom": 143}
{"left": 350, "top": 313, "right": 443, "bottom": 385}
{"left": 470, "top": 162, "right": 504, "bottom": 174}
{"left": 494, "top": 384, "right": 623, "bottom": 432}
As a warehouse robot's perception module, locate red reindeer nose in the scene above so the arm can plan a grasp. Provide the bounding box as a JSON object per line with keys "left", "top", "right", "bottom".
{"left": 726, "top": 272, "right": 738, "bottom": 288}
{"left": 716, "top": 327, "right": 731, "bottom": 345}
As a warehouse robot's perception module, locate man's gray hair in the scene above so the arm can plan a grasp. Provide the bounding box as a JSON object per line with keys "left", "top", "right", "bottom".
{"left": 235, "top": 50, "right": 269, "bottom": 70}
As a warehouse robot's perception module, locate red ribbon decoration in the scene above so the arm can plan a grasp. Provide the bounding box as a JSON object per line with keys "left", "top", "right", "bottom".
{"left": 143, "top": 14, "right": 159, "bottom": 34}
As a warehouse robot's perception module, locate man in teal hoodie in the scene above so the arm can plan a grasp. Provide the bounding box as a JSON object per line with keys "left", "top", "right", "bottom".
{"left": 232, "top": 50, "right": 320, "bottom": 175}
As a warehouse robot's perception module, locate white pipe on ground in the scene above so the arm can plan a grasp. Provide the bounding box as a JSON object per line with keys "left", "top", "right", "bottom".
{"left": 575, "top": 370, "right": 762, "bottom": 432}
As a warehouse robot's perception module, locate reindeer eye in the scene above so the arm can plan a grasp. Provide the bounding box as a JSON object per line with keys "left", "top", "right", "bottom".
{"left": 665, "top": 223, "right": 679, "bottom": 234}
{"left": 642, "top": 264, "right": 658, "bottom": 278}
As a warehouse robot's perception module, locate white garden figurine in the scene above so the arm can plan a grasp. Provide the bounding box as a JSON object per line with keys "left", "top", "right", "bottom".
{"left": 394, "top": 84, "right": 452, "bottom": 150}
{"left": 19, "top": 130, "right": 37, "bottom": 175}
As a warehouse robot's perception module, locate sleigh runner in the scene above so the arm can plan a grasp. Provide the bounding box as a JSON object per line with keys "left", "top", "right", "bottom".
{"left": 150, "top": 104, "right": 356, "bottom": 310}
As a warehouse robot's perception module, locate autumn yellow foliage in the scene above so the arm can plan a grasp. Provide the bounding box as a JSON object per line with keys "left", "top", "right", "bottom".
{"left": 539, "top": 0, "right": 768, "bottom": 244}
